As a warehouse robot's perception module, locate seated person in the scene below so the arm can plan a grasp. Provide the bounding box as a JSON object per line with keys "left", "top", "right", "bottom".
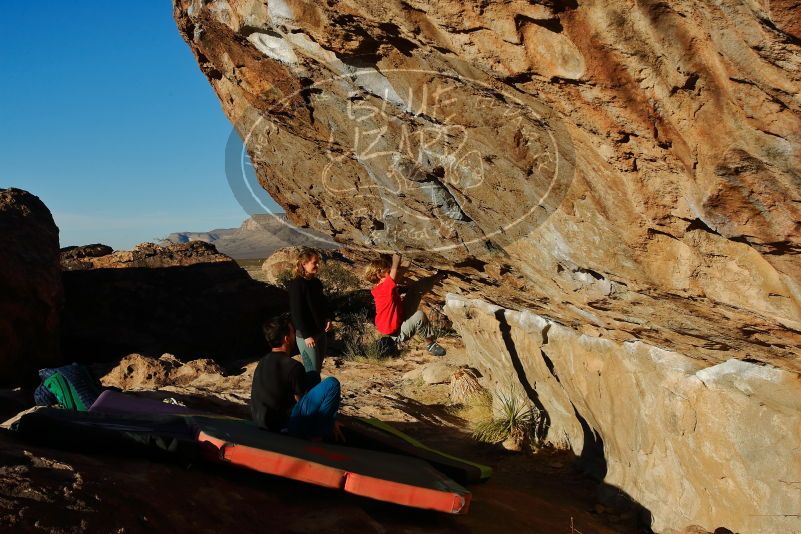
{"left": 365, "top": 253, "right": 446, "bottom": 356}
{"left": 250, "top": 315, "right": 342, "bottom": 440}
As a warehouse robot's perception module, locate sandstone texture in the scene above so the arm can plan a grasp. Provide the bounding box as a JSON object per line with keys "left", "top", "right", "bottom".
{"left": 0, "top": 188, "right": 63, "bottom": 386}
{"left": 421, "top": 360, "right": 459, "bottom": 384}
{"left": 261, "top": 245, "right": 325, "bottom": 284}
{"left": 447, "top": 294, "right": 801, "bottom": 532}
{"left": 174, "top": 1, "right": 801, "bottom": 531}
{"left": 59, "top": 244, "right": 114, "bottom": 269}
{"left": 60, "top": 241, "right": 230, "bottom": 270}
{"left": 174, "top": 0, "right": 801, "bottom": 367}
{"left": 60, "top": 241, "right": 287, "bottom": 361}
{"left": 259, "top": 245, "right": 355, "bottom": 286}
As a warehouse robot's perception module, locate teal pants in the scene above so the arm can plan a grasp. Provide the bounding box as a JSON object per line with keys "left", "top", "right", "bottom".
{"left": 296, "top": 332, "right": 328, "bottom": 373}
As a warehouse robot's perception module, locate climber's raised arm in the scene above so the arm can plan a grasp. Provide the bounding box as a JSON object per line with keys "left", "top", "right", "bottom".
{"left": 390, "top": 253, "right": 401, "bottom": 281}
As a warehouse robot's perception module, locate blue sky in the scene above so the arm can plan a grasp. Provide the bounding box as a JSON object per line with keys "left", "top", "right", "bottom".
{"left": 0, "top": 2, "right": 280, "bottom": 249}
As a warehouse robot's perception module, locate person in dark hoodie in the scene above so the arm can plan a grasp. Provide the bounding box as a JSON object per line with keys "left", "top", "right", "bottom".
{"left": 250, "top": 314, "right": 342, "bottom": 440}
{"left": 287, "top": 248, "right": 331, "bottom": 373}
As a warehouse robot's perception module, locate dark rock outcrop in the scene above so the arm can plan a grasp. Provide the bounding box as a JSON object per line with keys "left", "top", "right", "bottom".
{"left": 60, "top": 241, "right": 287, "bottom": 361}
{"left": 60, "top": 244, "right": 114, "bottom": 270}
{"left": 0, "top": 188, "right": 62, "bottom": 386}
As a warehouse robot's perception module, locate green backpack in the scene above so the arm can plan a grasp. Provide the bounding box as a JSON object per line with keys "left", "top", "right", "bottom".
{"left": 35, "top": 364, "right": 101, "bottom": 411}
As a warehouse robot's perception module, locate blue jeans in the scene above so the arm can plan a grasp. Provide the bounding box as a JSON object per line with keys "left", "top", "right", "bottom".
{"left": 289, "top": 377, "right": 340, "bottom": 439}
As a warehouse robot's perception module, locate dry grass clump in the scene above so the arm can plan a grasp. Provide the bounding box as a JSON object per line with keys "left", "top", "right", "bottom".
{"left": 317, "top": 261, "right": 362, "bottom": 297}
{"left": 449, "top": 367, "right": 485, "bottom": 404}
{"left": 339, "top": 310, "right": 389, "bottom": 363}
{"left": 471, "top": 385, "right": 542, "bottom": 452}
{"left": 451, "top": 392, "right": 493, "bottom": 428}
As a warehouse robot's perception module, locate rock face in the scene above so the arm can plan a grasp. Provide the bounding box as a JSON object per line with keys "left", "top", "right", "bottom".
{"left": 174, "top": 0, "right": 801, "bottom": 366}
{"left": 260, "top": 245, "right": 353, "bottom": 286}
{"left": 174, "top": 1, "right": 801, "bottom": 531}
{"left": 446, "top": 294, "right": 801, "bottom": 533}
{"left": 61, "top": 241, "right": 230, "bottom": 270}
{"left": 0, "top": 188, "right": 62, "bottom": 386}
{"left": 261, "top": 245, "right": 321, "bottom": 285}
{"left": 61, "top": 241, "right": 287, "bottom": 361}
{"left": 60, "top": 244, "right": 114, "bottom": 269}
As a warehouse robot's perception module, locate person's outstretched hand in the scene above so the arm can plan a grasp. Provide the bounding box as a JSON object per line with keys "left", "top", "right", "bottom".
{"left": 305, "top": 336, "right": 316, "bottom": 348}
{"left": 324, "top": 320, "right": 332, "bottom": 332}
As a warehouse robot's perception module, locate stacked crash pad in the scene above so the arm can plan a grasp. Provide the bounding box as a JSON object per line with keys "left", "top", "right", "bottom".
{"left": 88, "top": 391, "right": 491, "bottom": 484}
{"left": 13, "top": 391, "right": 485, "bottom": 514}
{"left": 195, "top": 416, "right": 470, "bottom": 514}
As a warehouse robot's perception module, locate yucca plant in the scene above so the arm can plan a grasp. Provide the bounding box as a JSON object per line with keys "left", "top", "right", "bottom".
{"left": 472, "top": 385, "right": 540, "bottom": 451}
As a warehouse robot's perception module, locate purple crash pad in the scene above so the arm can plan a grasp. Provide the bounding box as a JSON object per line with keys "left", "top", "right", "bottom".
{"left": 89, "top": 390, "right": 197, "bottom": 415}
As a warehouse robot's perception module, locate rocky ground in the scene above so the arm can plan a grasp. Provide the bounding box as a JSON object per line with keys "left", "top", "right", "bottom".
{"left": 0, "top": 336, "right": 644, "bottom": 533}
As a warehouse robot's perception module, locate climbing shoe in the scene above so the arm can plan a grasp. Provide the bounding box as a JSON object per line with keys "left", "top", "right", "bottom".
{"left": 427, "top": 342, "right": 446, "bottom": 356}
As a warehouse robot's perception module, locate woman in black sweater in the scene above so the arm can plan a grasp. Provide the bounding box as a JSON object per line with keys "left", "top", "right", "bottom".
{"left": 287, "top": 248, "right": 331, "bottom": 372}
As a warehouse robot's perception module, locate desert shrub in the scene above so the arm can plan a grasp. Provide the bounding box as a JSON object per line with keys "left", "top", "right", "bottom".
{"left": 329, "top": 288, "right": 373, "bottom": 318}
{"left": 275, "top": 268, "right": 293, "bottom": 289}
{"left": 320, "top": 260, "right": 370, "bottom": 317}
{"left": 472, "top": 384, "right": 543, "bottom": 450}
{"left": 318, "top": 261, "right": 361, "bottom": 297}
{"left": 338, "top": 309, "right": 390, "bottom": 362}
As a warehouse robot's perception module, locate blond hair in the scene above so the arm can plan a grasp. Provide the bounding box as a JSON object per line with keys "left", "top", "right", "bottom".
{"left": 364, "top": 257, "right": 391, "bottom": 284}
{"left": 294, "top": 247, "right": 321, "bottom": 278}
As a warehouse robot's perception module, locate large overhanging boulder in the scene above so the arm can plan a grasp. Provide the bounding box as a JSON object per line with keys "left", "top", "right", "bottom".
{"left": 174, "top": 1, "right": 801, "bottom": 531}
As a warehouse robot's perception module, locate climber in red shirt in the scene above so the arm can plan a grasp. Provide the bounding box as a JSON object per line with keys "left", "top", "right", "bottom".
{"left": 365, "top": 253, "right": 445, "bottom": 356}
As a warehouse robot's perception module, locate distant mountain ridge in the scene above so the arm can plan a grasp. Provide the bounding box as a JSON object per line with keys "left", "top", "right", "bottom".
{"left": 162, "top": 214, "right": 335, "bottom": 259}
